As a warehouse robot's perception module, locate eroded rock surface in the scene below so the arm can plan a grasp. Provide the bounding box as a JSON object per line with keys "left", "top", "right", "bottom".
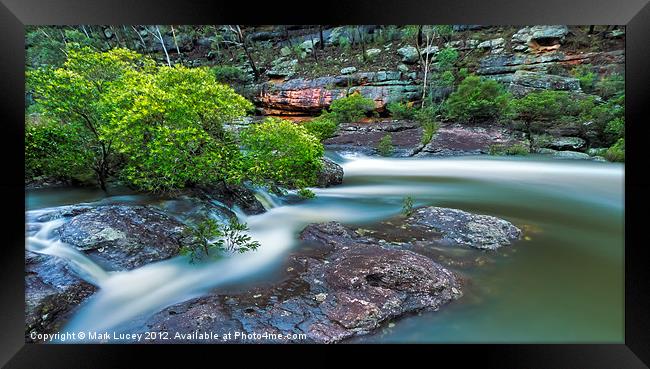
{"left": 142, "top": 221, "right": 462, "bottom": 343}
{"left": 59, "top": 205, "right": 185, "bottom": 270}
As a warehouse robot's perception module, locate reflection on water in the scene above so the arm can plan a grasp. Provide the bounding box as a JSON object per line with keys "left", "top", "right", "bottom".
{"left": 26, "top": 154, "right": 624, "bottom": 342}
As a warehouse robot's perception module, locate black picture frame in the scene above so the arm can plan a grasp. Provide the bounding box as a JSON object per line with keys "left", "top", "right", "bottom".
{"left": 1, "top": 0, "right": 648, "bottom": 367}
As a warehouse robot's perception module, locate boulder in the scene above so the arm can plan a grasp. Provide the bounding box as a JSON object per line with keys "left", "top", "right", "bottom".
{"left": 315, "top": 158, "right": 344, "bottom": 188}
{"left": 365, "top": 48, "right": 382, "bottom": 59}
{"left": 267, "top": 58, "right": 298, "bottom": 78}
{"left": 536, "top": 148, "right": 592, "bottom": 160}
{"left": 142, "top": 221, "right": 462, "bottom": 343}
{"left": 25, "top": 251, "right": 96, "bottom": 342}
{"left": 59, "top": 205, "right": 185, "bottom": 271}
{"left": 397, "top": 46, "right": 419, "bottom": 64}
{"left": 324, "top": 120, "right": 424, "bottom": 157}
{"left": 512, "top": 25, "right": 569, "bottom": 52}
{"left": 400, "top": 207, "right": 521, "bottom": 250}
{"left": 340, "top": 66, "right": 357, "bottom": 75}
{"left": 477, "top": 38, "right": 505, "bottom": 53}
{"left": 546, "top": 136, "right": 586, "bottom": 151}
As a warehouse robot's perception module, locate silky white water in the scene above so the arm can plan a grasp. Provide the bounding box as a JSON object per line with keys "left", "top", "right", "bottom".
{"left": 26, "top": 154, "right": 624, "bottom": 342}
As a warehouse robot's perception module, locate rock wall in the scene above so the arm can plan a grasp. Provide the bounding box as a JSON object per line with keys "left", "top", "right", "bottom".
{"left": 248, "top": 25, "right": 624, "bottom": 115}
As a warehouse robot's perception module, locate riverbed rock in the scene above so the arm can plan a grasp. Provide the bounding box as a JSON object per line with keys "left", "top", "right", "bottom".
{"left": 324, "top": 120, "right": 424, "bottom": 156}
{"left": 415, "top": 123, "right": 526, "bottom": 157}
{"left": 546, "top": 136, "right": 586, "bottom": 151}
{"left": 197, "top": 182, "right": 266, "bottom": 215}
{"left": 536, "top": 148, "right": 593, "bottom": 160}
{"left": 142, "top": 221, "right": 462, "bottom": 343}
{"left": 59, "top": 205, "right": 185, "bottom": 271}
{"left": 315, "top": 158, "right": 344, "bottom": 188}
{"left": 402, "top": 207, "right": 522, "bottom": 250}
{"left": 25, "top": 251, "right": 96, "bottom": 342}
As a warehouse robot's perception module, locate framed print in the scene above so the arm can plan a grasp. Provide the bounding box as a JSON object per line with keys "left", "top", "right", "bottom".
{"left": 1, "top": 0, "right": 649, "bottom": 367}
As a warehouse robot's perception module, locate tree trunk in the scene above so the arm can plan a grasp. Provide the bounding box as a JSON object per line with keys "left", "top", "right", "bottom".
{"left": 235, "top": 26, "right": 259, "bottom": 80}
{"left": 155, "top": 26, "right": 171, "bottom": 67}
{"left": 357, "top": 27, "right": 366, "bottom": 62}
{"left": 319, "top": 26, "right": 324, "bottom": 50}
{"left": 171, "top": 25, "right": 181, "bottom": 55}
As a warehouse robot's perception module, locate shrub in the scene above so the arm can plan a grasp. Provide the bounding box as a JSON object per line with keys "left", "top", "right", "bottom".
{"left": 329, "top": 93, "right": 375, "bottom": 123}
{"left": 402, "top": 196, "right": 414, "bottom": 216}
{"left": 303, "top": 112, "right": 338, "bottom": 141}
{"left": 571, "top": 65, "right": 597, "bottom": 93}
{"left": 211, "top": 65, "right": 249, "bottom": 84}
{"left": 387, "top": 101, "right": 416, "bottom": 120}
{"left": 180, "top": 217, "right": 260, "bottom": 262}
{"left": 604, "top": 138, "right": 625, "bottom": 162}
{"left": 240, "top": 117, "right": 324, "bottom": 189}
{"left": 444, "top": 75, "right": 512, "bottom": 123}
{"left": 414, "top": 105, "right": 440, "bottom": 145}
{"left": 596, "top": 73, "right": 624, "bottom": 100}
{"left": 488, "top": 143, "right": 530, "bottom": 156}
{"left": 377, "top": 134, "right": 394, "bottom": 156}
{"left": 298, "top": 188, "right": 316, "bottom": 199}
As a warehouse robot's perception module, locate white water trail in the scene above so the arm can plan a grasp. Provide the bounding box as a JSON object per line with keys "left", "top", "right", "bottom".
{"left": 29, "top": 155, "right": 623, "bottom": 336}
{"left": 27, "top": 217, "right": 111, "bottom": 285}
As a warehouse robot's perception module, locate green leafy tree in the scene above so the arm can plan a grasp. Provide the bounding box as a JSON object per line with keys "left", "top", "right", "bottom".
{"left": 444, "top": 75, "right": 512, "bottom": 123}
{"left": 28, "top": 47, "right": 154, "bottom": 191}
{"left": 106, "top": 64, "right": 253, "bottom": 192}
{"left": 240, "top": 117, "right": 324, "bottom": 189}
{"left": 605, "top": 138, "right": 625, "bottom": 162}
{"left": 387, "top": 102, "right": 416, "bottom": 120}
{"left": 29, "top": 47, "right": 253, "bottom": 192}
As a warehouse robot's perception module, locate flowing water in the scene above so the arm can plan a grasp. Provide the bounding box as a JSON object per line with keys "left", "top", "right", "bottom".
{"left": 25, "top": 154, "right": 624, "bottom": 343}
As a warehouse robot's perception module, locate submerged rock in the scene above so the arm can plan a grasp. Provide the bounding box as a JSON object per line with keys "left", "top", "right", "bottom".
{"left": 402, "top": 207, "right": 521, "bottom": 250}
{"left": 59, "top": 205, "right": 185, "bottom": 271}
{"left": 315, "top": 158, "right": 344, "bottom": 188}
{"left": 142, "top": 221, "right": 462, "bottom": 343}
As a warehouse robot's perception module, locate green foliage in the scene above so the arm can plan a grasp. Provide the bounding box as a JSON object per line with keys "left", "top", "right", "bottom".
{"left": 108, "top": 64, "right": 253, "bottom": 192}
{"left": 25, "top": 116, "right": 94, "bottom": 182}
{"left": 28, "top": 47, "right": 254, "bottom": 192}
{"left": 604, "top": 138, "right": 625, "bottom": 162}
{"left": 211, "top": 65, "right": 249, "bottom": 84}
{"left": 571, "top": 65, "right": 597, "bottom": 93}
{"left": 26, "top": 26, "right": 105, "bottom": 69}
{"left": 181, "top": 217, "right": 260, "bottom": 262}
{"left": 414, "top": 105, "right": 441, "bottom": 145}
{"left": 488, "top": 143, "right": 530, "bottom": 156}
{"left": 596, "top": 73, "right": 625, "bottom": 100}
{"left": 298, "top": 188, "right": 316, "bottom": 199}
{"left": 241, "top": 117, "right": 324, "bottom": 189}
{"left": 402, "top": 196, "right": 414, "bottom": 217}
{"left": 436, "top": 48, "right": 459, "bottom": 74}
{"left": 329, "top": 93, "right": 375, "bottom": 123}
{"left": 377, "top": 134, "right": 394, "bottom": 156}
{"left": 444, "top": 75, "right": 512, "bottom": 123}
{"left": 28, "top": 47, "right": 156, "bottom": 189}
{"left": 512, "top": 90, "right": 576, "bottom": 122}
{"left": 387, "top": 102, "right": 416, "bottom": 120}
{"left": 303, "top": 113, "right": 338, "bottom": 141}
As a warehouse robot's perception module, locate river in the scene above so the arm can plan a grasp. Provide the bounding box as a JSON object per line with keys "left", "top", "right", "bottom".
{"left": 26, "top": 154, "right": 624, "bottom": 343}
